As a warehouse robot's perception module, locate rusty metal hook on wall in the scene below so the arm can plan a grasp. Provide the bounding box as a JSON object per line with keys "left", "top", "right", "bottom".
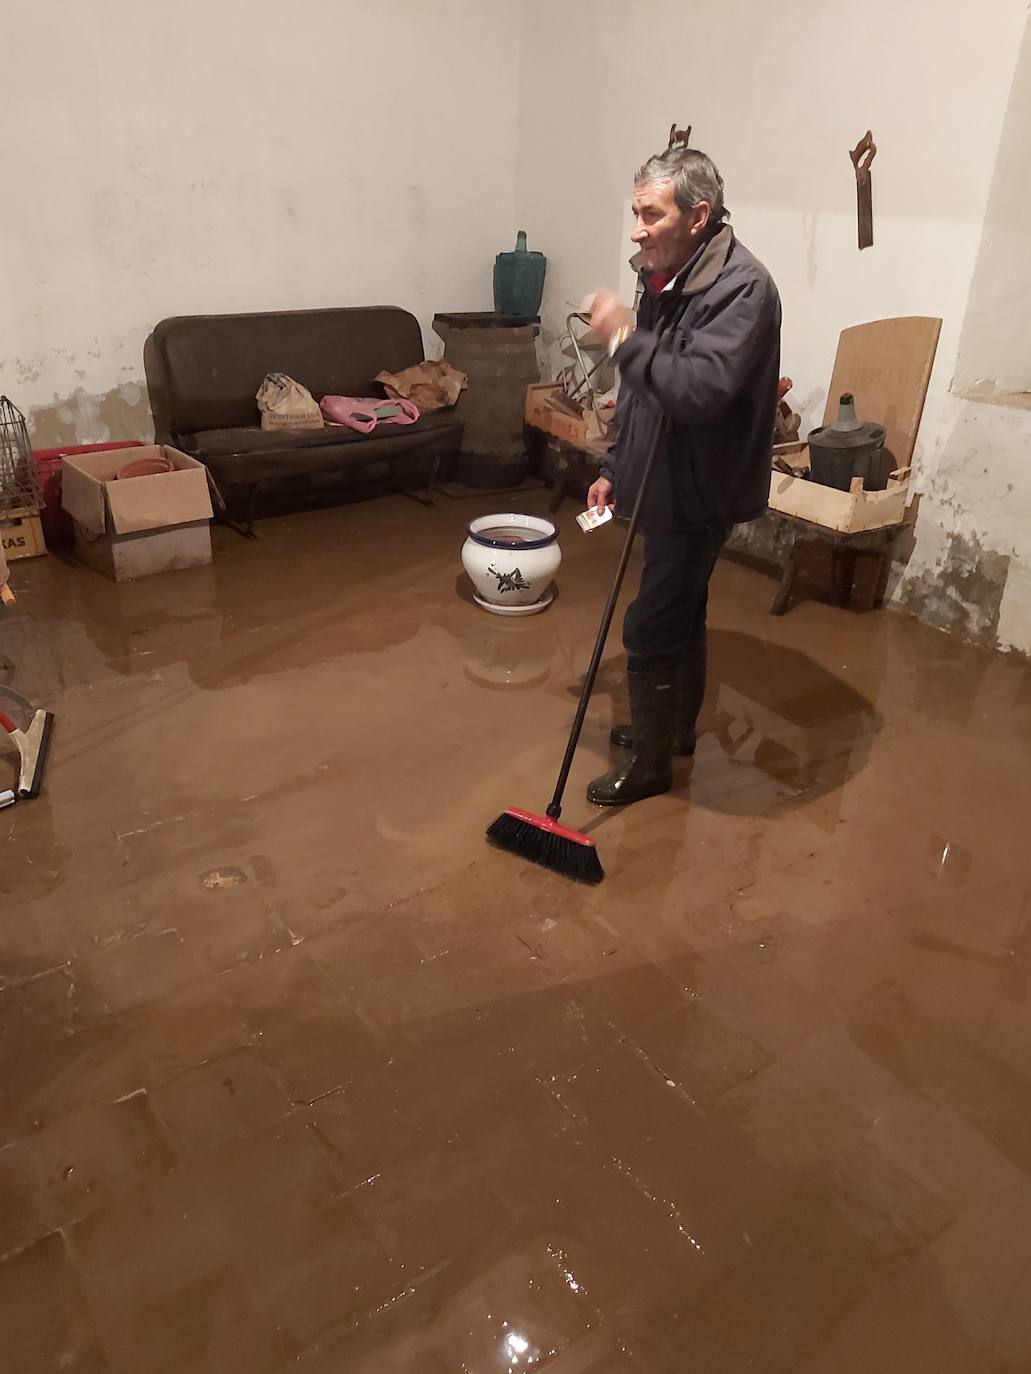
{"left": 849, "top": 130, "right": 877, "bottom": 250}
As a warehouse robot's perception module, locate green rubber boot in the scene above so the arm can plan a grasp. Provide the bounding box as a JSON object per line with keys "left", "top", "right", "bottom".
{"left": 588, "top": 666, "right": 675, "bottom": 806}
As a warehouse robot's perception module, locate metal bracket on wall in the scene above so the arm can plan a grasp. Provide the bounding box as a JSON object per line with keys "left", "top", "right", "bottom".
{"left": 850, "top": 130, "right": 877, "bottom": 250}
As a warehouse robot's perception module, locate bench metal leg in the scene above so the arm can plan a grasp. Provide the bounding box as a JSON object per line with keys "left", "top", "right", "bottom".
{"left": 206, "top": 469, "right": 257, "bottom": 540}
{"left": 394, "top": 450, "right": 440, "bottom": 507}
{"left": 425, "top": 450, "right": 440, "bottom": 504}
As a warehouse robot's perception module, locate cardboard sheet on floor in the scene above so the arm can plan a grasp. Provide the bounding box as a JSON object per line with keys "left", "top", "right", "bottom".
{"left": 62, "top": 445, "right": 213, "bottom": 581}
{"left": 769, "top": 316, "right": 941, "bottom": 533}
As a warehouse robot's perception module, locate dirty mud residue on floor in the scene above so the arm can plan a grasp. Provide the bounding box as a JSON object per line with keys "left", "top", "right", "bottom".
{"left": 2, "top": 492, "right": 1030, "bottom": 1372}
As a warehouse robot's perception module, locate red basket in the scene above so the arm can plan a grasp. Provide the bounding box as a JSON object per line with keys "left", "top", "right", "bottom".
{"left": 33, "top": 441, "right": 144, "bottom": 547}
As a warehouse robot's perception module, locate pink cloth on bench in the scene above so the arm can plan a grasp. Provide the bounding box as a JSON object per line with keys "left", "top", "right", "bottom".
{"left": 320, "top": 395, "right": 420, "bottom": 433}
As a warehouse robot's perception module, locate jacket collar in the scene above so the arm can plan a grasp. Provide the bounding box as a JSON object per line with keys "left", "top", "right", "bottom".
{"left": 629, "top": 222, "right": 734, "bottom": 297}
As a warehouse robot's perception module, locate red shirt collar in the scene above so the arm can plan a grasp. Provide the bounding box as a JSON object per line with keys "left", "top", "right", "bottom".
{"left": 644, "top": 232, "right": 713, "bottom": 294}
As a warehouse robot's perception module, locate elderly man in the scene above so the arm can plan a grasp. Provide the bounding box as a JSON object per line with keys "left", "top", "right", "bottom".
{"left": 585, "top": 146, "right": 781, "bottom": 806}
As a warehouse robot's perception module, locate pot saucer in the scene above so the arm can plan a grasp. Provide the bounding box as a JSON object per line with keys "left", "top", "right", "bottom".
{"left": 473, "top": 588, "right": 554, "bottom": 617}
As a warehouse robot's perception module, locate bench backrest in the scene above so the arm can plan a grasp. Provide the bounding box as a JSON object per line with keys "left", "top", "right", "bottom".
{"left": 145, "top": 306, "right": 425, "bottom": 439}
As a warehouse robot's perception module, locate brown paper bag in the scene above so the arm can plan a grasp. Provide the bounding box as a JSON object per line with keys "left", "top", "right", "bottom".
{"left": 376, "top": 360, "right": 467, "bottom": 412}
{"left": 256, "top": 373, "right": 324, "bottom": 431}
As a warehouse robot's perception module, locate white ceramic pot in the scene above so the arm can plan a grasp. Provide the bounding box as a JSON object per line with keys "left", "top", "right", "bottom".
{"left": 462, "top": 513, "right": 561, "bottom": 612}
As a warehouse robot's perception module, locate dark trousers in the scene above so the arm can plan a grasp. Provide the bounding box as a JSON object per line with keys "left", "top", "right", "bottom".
{"left": 623, "top": 523, "right": 732, "bottom": 674}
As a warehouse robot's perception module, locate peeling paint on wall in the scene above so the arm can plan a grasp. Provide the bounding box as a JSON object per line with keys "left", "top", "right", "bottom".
{"left": 896, "top": 532, "right": 1010, "bottom": 646}
{"left": 27, "top": 383, "right": 154, "bottom": 448}
{"left": 727, "top": 511, "right": 1017, "bottom": 654}
{"left": 726, "top": 513, "right": 796, "bottom": 568}
{"left": 953, "top": 379, "right": 1031, "bottom": 412}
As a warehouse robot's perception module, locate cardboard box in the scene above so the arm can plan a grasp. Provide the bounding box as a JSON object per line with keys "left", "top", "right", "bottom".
{"left": 62, "top": 445, "right": 213, "bottom": 582}
{"left": 1, "top": 507, "right": 46, "bottom": 561}
{"left": 525, "top": 382, "right": 609, "bottom": 448}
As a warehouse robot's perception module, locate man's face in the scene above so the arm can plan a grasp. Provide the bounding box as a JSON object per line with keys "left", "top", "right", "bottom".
{"left": 630, "top": 180, "right": 710, "bottom": 273}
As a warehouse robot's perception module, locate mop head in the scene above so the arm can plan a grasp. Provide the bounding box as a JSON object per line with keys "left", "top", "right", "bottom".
{"left": 18, "top": 710, "right": 54, "bottom": 798}
{"left": 0, "top": 707, "right": 55, "bottom": 800}
{"left": 487, "top": 806, "right": 604, "bottom": 884}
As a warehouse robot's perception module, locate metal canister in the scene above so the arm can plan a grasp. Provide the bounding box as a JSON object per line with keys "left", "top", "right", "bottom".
{"left": 807, "top": 393, "right": 887, "bottom": 491}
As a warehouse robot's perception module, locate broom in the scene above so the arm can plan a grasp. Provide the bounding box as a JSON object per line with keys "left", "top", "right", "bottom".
{"left": 487, "top": 420, "right": 664, "bottom": 883}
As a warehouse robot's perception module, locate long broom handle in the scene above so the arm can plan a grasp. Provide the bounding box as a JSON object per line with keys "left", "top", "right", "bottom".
{"left": 546, "top": 422, "right": 664, "bottom": 820}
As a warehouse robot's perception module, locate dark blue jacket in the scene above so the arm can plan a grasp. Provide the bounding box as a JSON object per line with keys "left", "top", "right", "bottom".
{"left": 600, "top": 225, "right": 781, "bottom": 531}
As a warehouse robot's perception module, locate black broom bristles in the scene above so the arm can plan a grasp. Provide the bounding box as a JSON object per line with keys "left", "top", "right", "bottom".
{"left": 486, "top": 807, "right": 603, "bottom": 884}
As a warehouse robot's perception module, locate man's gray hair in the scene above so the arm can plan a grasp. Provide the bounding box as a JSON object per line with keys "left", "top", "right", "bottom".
{"left": 635, "top": 147, "right": 727, "bottom": 221}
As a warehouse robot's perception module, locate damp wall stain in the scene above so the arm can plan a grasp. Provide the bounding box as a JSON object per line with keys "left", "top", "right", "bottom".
{"left": 27, "top": 382, "right": 154, "bottom": 448}
{"left": 728, "top": 515, "right": 1015, "bottom": 654}
{"left": 727, "top": 513, "right": 795, "bottom": 568}
{"left": 897, "top": 531, "right": 1010, "bottom": 647}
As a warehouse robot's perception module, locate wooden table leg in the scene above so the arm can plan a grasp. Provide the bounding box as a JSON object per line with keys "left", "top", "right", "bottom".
{"left": 832, "top": 546, "right": 858, "bottom": 606}
{"left": 873, "top": 543, "right": 893, "bottom": 607}
{"left": 548, "top": 447, "right": 573, "bottom": 514}
{"left": 771, "top": 537, "right": 799, "bottom": 615}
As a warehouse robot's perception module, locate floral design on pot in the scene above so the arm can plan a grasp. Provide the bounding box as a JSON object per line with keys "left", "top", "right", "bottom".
{"left": 462, "top": 514, "right": 561, "bottom": 613}
{"left": 487, "top": 564, "right": 531, "bottom": 594}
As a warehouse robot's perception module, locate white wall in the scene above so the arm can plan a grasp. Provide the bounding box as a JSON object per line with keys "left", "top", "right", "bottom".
{"left": 0, "top": 0, "right": 521, "bottom": 445}
{"left": 516, "top": 0, "right": 1031, "bottom": 653}
{"left": 5, "top": 0, "right": 1031, "bottom": 652}
{"left": 953, "top": 19, "right": 1031, "bottom": 402}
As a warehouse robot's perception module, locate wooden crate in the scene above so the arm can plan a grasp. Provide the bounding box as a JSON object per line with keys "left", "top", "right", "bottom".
{"left": 768, "top": 316, "right": 941, "bottom": 535}
{"left": 769, "top": 443, "right": 912, "bottom": 533}
{"left": 1, "top": 507, "right": 46, "bottom": 560}
{"left": 525, "top": 382, "right": 565, "bottom": 430}
{"left": 525, "top": 382, "right": 609, "bottom": 447}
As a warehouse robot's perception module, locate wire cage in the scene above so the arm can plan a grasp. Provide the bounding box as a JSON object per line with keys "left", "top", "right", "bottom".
{"left": 0, "top": 396, "right": 42, "bottom": 516}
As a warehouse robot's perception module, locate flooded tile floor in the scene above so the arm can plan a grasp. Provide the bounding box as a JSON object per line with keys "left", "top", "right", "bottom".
{"left": 3, "top": 489, "right": 1031, "bottom": 1372}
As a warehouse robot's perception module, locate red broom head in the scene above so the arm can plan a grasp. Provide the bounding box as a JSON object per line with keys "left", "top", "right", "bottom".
{"left": 486, "top": 807, "right": 603, "bottom": 884}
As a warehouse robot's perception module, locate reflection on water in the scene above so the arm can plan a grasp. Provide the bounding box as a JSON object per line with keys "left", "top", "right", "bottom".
{"left": 593, "top": 629, "right": 881, "bottom": 820}
{"left": 461, "top": 618, "right": 555, "bottom": 693}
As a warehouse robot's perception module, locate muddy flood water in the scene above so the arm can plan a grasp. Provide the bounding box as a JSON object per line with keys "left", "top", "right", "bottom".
{"left": 2, "top": 490, "right": 1031, "bottom": 1372}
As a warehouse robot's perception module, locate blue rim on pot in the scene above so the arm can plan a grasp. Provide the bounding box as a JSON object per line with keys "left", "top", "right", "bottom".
{"left": 466, "top": 514, "right": 557, "bottom": 550}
